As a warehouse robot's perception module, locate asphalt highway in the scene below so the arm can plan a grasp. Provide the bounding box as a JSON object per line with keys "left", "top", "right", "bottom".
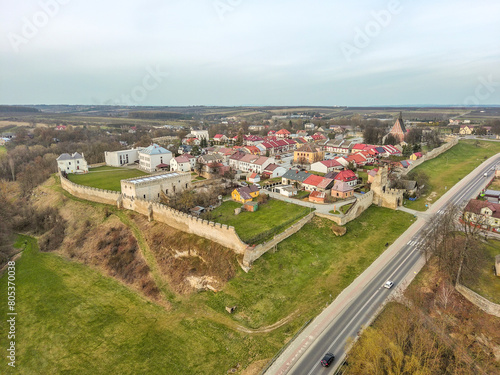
{"left": 283, "top": 156, "right": 500, "bottom": 375}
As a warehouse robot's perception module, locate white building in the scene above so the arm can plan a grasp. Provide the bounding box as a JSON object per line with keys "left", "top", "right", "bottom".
{"left": 104, "top": 148, "right": 143, "bottom": 167}
{"left": 170, "top": 154, "right": 195, "bottom": 172}
{"left": 190, "top": 129, "right": 209, "bottom": 141}
{"left": 311, "top": 159, "right": 344, "bottom": 174}
{"left": 57, "top": 152, "right": 88, "bottom": 174}
{"left": 121, "top": 172, "right": 191, "bottom": 201}
{"left": 138, "top": 144, "right": 172, "bottom": 173}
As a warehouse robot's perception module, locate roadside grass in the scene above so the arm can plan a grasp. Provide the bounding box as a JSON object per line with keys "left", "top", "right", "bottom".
{"left": 0, "top": 235, "right": 284, "bottom": 375}
{"left": 465, "top": 239, "right": 500, "bottom": 304}
{"left": 330, "top": 203, "right": 354, "bottom": 215}
{"left": 194, "top": 206, "right": 415, "bottom": 329}
{"left": 0, "top": 145, "right": 6, "bottom": 156}
{"left": 406, "top": 140, "right": 500, "bottom": 211}
{"left": 67, "top": 166, "right": 148, "bottom": 191}
{"left": 487, "top": 178, "right": 500, "bottom": 191}
{"left": 209, "top": 199, "right": 310, "bottom": 244}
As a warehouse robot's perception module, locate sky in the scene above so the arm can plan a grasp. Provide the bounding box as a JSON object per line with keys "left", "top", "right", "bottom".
{"left": 1, "top": 0, "right": 500, "bottom": 106}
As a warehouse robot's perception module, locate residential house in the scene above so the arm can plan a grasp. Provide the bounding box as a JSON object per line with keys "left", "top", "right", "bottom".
{"left": 198, "top": 154, "right": 223, "bottom": 165}
{"left": 281, "top": 169, "right": 311, "bottom": 187}
{"left": 334, "top": 169, "right": 357, "bottom": 187}
{"left": 459, "top": 125, "right": 475, "bottom": 135}
{"left": 138, "top": 144, "right": 173, "bottom": 172}
{"left": 238, "top": 154, "right": 273, "bottom": 173}
{"left": 247, "top": 173, "right": 261, "bottom": 184}
{"left": 484, "top": 190, "right": 500, "bottom": 204}
{"left": 178, "top": 145, "right": 193, "bottom": 154}
{"left": 231, "top": 185, "right": 260, "bottom": 203}
{"left": 398, "top": 160, "right": 411, "bottom": 169}
{"left": 249, "top": 125, "right": 266, "bottom": 131}
{"left": 170, "top": 154, "right": 195, "bottom": 172}
{"left": 190, "top": 129, "right": 209, "bottom": 141}
{"left": 242, "top": 145, "right": 261, "bottom": 155}
{"left": 213, "top": 134, "right": 228, "bottom": 144}
{"left": 464, "top": 199, "right": 500, "bottom": 230}
{"left": 302, "top": 174, "right": 326, "bottom": 192}
{"left": 105, "top": 147, "right": 143, "bottom": 167}
{"left": 331, "top": 180, "right": 354, "bottom": 199}
{"left": 55, "top": 125, "right": 67, "bottom": 131}
{"left": 294, "top": 143, "right": 325, "bottom": 164}
{"left": 228, "top": 151, "right": 247, "bottom": 170}
{"left": 409, "top": 152, "right": 423, "bottom": 161}
{"left": 57, "top": 152, "right": 88, "bottom": 174}
{"left": 276, "top": 129, "right": 291, "bottom": 138}
{"left": 383, "top": 145, "right": 402, "bottom": 156}
{"left": 311, "top": 159, "right": 344, "bottom": 174}
{"left": 262, "top": 163, "right": 287, "bottom": 179}
{"left": 274, "top": 185, "right": 298, "bottom": 197}
{"left": 346, "top": 153, "right": 367, "bottom": 167}
{"left": 304, "top": 123, "right": 315, "bottom": 130}
{"left": 309, "top": 191, "right": 326, "bottom": 203}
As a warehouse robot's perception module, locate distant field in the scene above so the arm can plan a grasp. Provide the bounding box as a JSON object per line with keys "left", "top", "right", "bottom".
{"left": 67, "top": 166, "right": 148, "bottom": 191}
{"left": 406, "top": 140, "right": 500, "bottom": 211}
{"left": 466, "top": 239, "right": 500, "bottom": 304}
{"left": 209, "top": 199, "right": 310, "bottom": 244}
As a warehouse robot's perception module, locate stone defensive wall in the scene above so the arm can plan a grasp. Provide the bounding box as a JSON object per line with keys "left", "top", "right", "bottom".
{"left": 404, "top": 138, "right": 459, "bottom": 174}
{"left": 60, "top": 173, "right": 248, "bottom": 255}
{"left": 242, "top": 212, "right": 315, "bottom": 269}
{"left": 122, "top": 196, "right": 248, "bottom": 254}
{"left": 456, "top": 283, "right": 500, "bottom": 318}
{"left": 60, "top": 173, "right": 121, "bottom": 206}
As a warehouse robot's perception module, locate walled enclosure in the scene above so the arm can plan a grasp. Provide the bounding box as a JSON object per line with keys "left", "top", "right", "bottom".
{"left": 60, "top": 173, "right": 247, "bottom": 255}
{"left": 456, "top": 283, "right": 500, "bottom": 318}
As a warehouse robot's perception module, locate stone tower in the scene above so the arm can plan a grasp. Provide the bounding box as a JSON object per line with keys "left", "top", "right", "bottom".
{"left": 371, "top": 166, "right": 404, "bottom": 210}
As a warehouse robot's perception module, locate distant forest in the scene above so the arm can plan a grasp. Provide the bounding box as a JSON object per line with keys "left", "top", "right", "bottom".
{"left": 129, "top": 111, "right": 191, "bottom": 120}
{"left": 0, "top": 105, "right": 40, "bottom": 113}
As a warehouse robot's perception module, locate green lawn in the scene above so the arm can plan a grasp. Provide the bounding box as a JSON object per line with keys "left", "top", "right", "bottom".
{"left": 406, "top": 140, "right": 500, "bottom": 211}
{"left": 194, "top": 206, "right": 415, "bottom": 328}
{"left": 209, "top": 199, "right": 311, "bottom": 244}
{"left": 67, "top": 166, "right": 148, "bottom": 191}
{"left": 0, "top": 206, "right": 415, "bottom": 374}
{"left": 330, "top": 202, "right": 354, "bottom": 215}
{"left": 0, "top": 235, "right": 284, "bottom": 375}
{"left": 466, "top": 239, "right": 500, "bottom": 304}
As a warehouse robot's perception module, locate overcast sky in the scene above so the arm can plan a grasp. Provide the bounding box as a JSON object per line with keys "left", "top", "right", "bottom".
{"left": 1, "top": 0, "right": 499, "bottom": 106}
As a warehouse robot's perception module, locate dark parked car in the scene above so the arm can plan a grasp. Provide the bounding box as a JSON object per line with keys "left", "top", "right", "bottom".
{"left": 320, "top": 352, "right": 335, "bottom": 367}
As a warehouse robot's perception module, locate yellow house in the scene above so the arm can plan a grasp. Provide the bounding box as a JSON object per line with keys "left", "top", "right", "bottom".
{"left": 231, "top": 185, "right": 260, "bottom": 203}
{"left": 293, "top": 143, "right": 325, "bottom": 164}
{"left": 409, "top": 152, "right": 423, "bottom": 161}
{"left": 459, "top": 125, "right": 474, "bottom": 135}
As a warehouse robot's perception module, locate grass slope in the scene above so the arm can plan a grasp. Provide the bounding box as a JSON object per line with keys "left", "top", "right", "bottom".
{"left": 67, "top": 166, "right": 148, "bottom": 191}
{"left": 193, "top": 206, "right": 415, "bottom": 329}
{"left": 209, "top": 199, "right": 311, "bottom": 244}
{"left": 0, "top": 235, "right": 282, "bottom": 375}
{"left": 0, "top": 145, "right": 6, "bottom": 156}
{"left": 406, "top": 140, "right": 500, "bottom": 211}
{"left": 0, "top": 208, "right": 414, "bottom": 374}
{"left": 466, "top": 239, "right": 500, "bottom": 304}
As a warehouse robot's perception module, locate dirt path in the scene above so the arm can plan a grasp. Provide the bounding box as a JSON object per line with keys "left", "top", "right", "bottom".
{"left": 236, "top": 311, "right": 298, "bottom": 333}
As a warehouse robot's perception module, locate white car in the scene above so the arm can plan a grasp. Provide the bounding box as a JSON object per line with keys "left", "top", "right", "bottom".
{"left": 383, "top": 281, "right": 394, "bottom": 289}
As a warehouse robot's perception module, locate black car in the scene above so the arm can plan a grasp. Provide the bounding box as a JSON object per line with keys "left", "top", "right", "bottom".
{"left": 320, "top": 352, "right": 335, "bottom": 367}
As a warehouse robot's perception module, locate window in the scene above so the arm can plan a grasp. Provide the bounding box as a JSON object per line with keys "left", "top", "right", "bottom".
{"left": 143, "top": 195, "right": 146, "bottom": 198}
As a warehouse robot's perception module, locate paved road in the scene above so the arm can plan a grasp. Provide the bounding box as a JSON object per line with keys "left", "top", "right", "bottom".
{"left": 265, "top": 155, "right": 499, "bottom": 375}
